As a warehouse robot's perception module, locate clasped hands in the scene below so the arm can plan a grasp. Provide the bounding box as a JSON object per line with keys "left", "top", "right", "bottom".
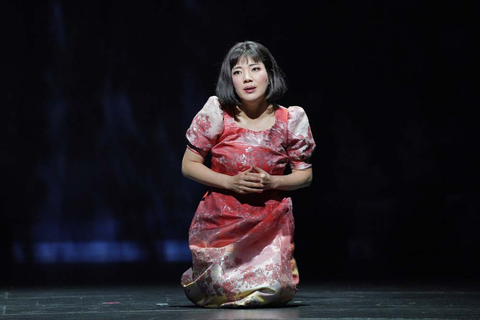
{"left": 227, "top": 165, "right": 276, "bottom": 194}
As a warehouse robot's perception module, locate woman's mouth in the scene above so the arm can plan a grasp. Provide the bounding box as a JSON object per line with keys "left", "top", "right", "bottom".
{"left": 244, "top": 87, "right": 256, "bottom": 93}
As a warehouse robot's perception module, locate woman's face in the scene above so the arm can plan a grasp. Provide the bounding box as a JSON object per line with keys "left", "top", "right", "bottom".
{"left": 232, "top": 56, "right": 269, "bottom": 105}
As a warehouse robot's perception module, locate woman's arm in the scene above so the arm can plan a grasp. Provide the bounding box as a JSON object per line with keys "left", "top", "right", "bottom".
{"left": 181, "top": 148, "right": 264, "bottom": 194}
{"left": 271, "top": 168, "right": 313, "bottom": 190}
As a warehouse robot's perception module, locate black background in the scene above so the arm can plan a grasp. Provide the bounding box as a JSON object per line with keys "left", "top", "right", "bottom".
{"left": 2, "top": 1, "right": 478, "bottom": 286}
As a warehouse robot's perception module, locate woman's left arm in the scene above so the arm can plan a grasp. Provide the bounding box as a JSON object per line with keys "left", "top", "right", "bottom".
{"left": 247, "top": 166, "right": 313, "bottom": 191}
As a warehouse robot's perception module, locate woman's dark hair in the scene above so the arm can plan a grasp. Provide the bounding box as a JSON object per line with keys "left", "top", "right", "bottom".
{"left": 215, "top": 41, "right": 287, "bottom": 107}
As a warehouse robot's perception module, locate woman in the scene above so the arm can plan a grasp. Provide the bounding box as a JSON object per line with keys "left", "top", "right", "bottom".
{"left": 181, "top": 41, "right": 316, "bottom": 308}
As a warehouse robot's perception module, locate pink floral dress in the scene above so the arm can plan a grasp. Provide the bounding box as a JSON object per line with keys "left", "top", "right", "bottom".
{"left": 181, "top": 96, "right": 316, "bottom": 308}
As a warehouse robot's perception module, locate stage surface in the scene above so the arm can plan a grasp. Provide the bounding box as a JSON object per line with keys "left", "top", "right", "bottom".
{"left": 1, "top": 282, "right": 479, "bottom": 319}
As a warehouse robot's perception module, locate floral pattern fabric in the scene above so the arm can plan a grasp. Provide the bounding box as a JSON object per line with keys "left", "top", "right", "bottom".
{"left": 181, "top": 96, "right": 315, "bottom": 308}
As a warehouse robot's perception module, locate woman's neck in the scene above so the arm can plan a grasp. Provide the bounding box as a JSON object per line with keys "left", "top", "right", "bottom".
{"left": 236, "top": 99, "right": 271, "bottom": 120}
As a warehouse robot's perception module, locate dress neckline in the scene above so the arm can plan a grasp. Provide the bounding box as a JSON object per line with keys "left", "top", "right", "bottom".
{"left": 230, "top": 107, "right": 279, "bottom": 133}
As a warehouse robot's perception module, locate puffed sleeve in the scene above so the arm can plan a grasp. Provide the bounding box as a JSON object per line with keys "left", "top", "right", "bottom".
{"left": 287, "top": 106, "right": 316, "bottom": 170}
{"left": 185, "top": 96, "right": 224, "bottom": 158}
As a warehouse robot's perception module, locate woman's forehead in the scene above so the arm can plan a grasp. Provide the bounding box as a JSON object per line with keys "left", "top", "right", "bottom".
{"left": 234, "top": 55, "right": 263, "bottom": 67}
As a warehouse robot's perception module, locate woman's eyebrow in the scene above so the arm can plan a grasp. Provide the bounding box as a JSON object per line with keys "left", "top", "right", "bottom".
{"left": 232, "top": 63, "right": 260, "bottom": 70}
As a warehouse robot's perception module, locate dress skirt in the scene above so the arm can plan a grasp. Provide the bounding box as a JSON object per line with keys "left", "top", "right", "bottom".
{"left": 181, "top": 190, "right": 299, "bottom": 308}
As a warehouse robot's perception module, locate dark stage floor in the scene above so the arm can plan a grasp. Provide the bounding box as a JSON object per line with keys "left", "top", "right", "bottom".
{"left": 1, "top": 281, "right": 479, "bottom": 319}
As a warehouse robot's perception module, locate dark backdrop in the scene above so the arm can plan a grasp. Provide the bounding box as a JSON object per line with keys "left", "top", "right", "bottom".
{"left": 2, "top": 1, "right": 478, "bottom": 286}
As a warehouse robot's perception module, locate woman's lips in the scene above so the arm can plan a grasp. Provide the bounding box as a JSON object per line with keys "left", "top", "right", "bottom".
{"left": 244, "top": 87, "right": 256, "bottom": 93}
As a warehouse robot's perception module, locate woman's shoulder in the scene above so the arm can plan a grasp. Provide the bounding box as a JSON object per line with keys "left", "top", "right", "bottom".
{"left": 201, "top": 96, "right": 223, "bottom": 113}
{"left": 287, "top": 105, "right": 307, "bottom": 116}
{"left": 287, "top": 106, "right": 310, "bottom": 125}
{"left": 285, "top": 105, "right": 312, "bottom": 136}
{"left": 275, "top": 105, "right": 308, "bottom": 122}
{"left": 276, "top": 104, "right": 307, "bottom": 113}
{"left": 187, "top": 96, "right": 224, "bottom": 139}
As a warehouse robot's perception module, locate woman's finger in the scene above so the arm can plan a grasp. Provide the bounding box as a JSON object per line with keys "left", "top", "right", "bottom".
{"left": 242, "top": 181, "right": 263, "bottom": 188}
{"left": 245, "top": 173, "right": 267, "bottom": 182}
{"left": 242, "top": 174, "right": 262, "bottom": 182}
{"left": 252, "top": 165, "right": 267, "bottom": 173}
{"left": 241, "top": 186, "right": 263, "bottom": 193}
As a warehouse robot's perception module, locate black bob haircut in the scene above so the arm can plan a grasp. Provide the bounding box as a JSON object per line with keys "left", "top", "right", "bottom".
{"left": 215, "top": 41, "right": 287, "bottom": 108}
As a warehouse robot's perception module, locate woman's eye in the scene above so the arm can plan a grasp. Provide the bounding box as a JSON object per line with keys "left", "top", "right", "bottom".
{"left": 252, "top": 67, "right": 260, "bottom": 71}
{"left": 233, "top": 70, "right": 241, "bottom": 75}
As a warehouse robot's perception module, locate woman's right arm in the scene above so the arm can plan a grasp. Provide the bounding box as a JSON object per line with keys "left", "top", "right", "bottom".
{"left": 181, "top": 148, "right": 263, "bottom": 194}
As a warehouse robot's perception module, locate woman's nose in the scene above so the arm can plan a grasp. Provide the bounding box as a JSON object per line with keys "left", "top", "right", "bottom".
{"left": 243, "top": 71, "right": 252, "bottom": 82}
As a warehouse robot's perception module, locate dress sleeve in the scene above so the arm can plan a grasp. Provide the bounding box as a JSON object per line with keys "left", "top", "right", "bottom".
{"left": 287, "top": 106, "right": 316, "bottom": 170}
{"left": 185, "top": 96, "right": 224, "bottom": 158}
